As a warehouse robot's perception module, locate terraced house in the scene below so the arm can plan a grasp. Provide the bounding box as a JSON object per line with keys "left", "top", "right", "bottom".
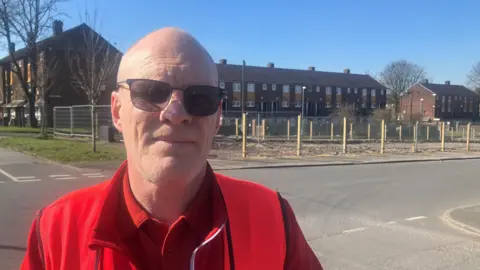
{"left": 0, "top": 20, "right": 120, "bottom": 127}
{"left": 217, "top": 59, "right": 387, "bottom": 117}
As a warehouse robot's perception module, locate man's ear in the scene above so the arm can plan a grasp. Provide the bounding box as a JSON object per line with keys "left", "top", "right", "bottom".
{"left": 111, "top": 91, "right": 123, "bottom": 133}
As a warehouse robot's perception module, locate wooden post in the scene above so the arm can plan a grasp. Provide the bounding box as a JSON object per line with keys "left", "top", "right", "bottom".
{"left": 399, "top": 125, "right": 402, "bottom": 141}
{"left": 262, "top": 119, "right": 266, "bottom": 140}
{"left": 297, "top": 115, "right": 302, "bottom": 156}
{"left": 380, "top": 119, "right": 385, "bottom": 154}
{"left": 287, "top": 120, "right": 290, "bottom": 140}
{"left": 235, "top": 118, "right": 239, "bottom": 139}
{"left": 466, "top": 123, "right": 471, "bottom": 152}
{"left": 473, "top": 128, "right": 476, "bottom": 140}
{"left": 309, "top": 120, "right": 313, "bottom": 140}
{"left": 462, "top": 128, "right": 465, "bottom": 139}
{"left": 242, "top": 113, "right": 247, "bottom": 158}
{"left": 342, "top": 117, "right": 347, "bottom": 154}
{"left": 441, "top": 122, "right": 445, "bottom": 152}
{"left": 450, "top": 128, "right": 453, "bottom": 142}
{"left": 367, "top": 123, "right": 371, "bottom": 140}
{"left": 349, "top": 122, "right": 353, "bottom": 140}
{"left": 252, "top": 119, "right": 256, "bottom": 137}
{"left": 330, "top": 122, "right": 334, "bottom": 140}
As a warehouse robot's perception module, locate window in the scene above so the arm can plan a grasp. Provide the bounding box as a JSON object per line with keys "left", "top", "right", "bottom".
{"left": 442, "top": 96, "right": 446, "bottom": 112}
{"left": 247, "top": 101, "right": 255, "bottom": 107}
{"left": 295, "top": 101, "right": 301, "bottom": 108}
{"left": 282, "top": 101, "right": 289, "bottom": 107}
{"left": 247, "top": 83, "right": 255, "bottom": 92}
{"left": 381, "top": 89, "right": 385, "bottom": 95}
{"left": 347, "top": 88, "right": 351, "bottom": 94}
{"left": 262, "top": 84, "right": 267, "bottom": 90}
{"left": 316, "top": 86, "right": 320, "bottom": 92}
{"left": 371, "top": 89, "right": 376, "bottom": 97}
{"left": 464, "top": 97, "right": 468, "bottom": 113}
{"left": 232, "top": 101, "right": 240, "bottom": 107}
{"left": 295, "top": 85, "right": 302, "bottom": 94}
{"left": 447, "top": 96, "right": 452, "bottom": 112}
{"left": 233, "top": 82, "right": 241, "bottom": 92}
{"left": 219, "top": 81, "right": 225, "bottom": 89}
{"left": 362, "top": 89, "right": 367, "bottom": 96}
{"left": 326, "top": 87, "right": 332, "bottom": 95}
{"left": 354, "top": 88, "right": 358, "bottom": 94}
{"left": 272, "top": 84, "right": 277, "bottom": 91}
{"left": 469, "top": 99, "right": 473, "bottom": 112}
{"left": 336, "top": 87, "right": 342, "bottom": 95}
{"left": 283, "top": 84, "right": 290, "bottom": 93}
{"left": 454, "top": 96, "right": 457, "bottom": 101}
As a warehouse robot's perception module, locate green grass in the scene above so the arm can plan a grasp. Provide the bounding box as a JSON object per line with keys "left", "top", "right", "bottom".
{"left": 0, "top": 136, "right": 126, "bottom": 162}
{"left": 0, "top": 126, "right": 41, "bottom": 133}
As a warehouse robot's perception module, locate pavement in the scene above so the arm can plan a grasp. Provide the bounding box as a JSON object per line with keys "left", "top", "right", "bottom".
{"left": 3, "top": 148, "right": 480, "bottom": 269}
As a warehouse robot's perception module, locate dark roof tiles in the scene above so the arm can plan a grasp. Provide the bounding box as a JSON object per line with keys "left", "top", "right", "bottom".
{"left": 420, "top": 83, "right": 478, "bottom": 97}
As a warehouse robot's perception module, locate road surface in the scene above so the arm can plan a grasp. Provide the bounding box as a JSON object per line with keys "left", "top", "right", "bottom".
{"left": 1, "top": 148, "right": 480, "bottom": 269}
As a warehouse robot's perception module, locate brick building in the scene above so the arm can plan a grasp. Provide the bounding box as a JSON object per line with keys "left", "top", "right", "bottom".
{"left": 0, "top": 21, "right": 121, "bottom": 126}
{"left": 399, "top": 80, "right": 479, "bottom": 122}
{"left": 217, "top": 60, "right": 387, "bottom": 117}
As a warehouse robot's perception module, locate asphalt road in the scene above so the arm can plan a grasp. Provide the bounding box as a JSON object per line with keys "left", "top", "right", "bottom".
{"left": 1, "top": 148, "right": 480, "bottom": 269}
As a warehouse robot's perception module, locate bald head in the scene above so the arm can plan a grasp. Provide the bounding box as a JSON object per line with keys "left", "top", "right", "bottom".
{"left": 117, "top": 27, "right": 218, "bottom": 87}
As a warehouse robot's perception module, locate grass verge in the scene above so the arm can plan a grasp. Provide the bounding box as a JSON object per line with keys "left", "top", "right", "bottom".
{"left": 0, "top": 126, "right": 41, "bottom": 133}
{"left": 0, "top": 136, "right": 125, "bottom": 163}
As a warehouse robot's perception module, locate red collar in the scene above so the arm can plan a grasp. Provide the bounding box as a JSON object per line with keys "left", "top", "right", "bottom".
{"left": 89, "top": 161, "right": 226, "bottom": 253}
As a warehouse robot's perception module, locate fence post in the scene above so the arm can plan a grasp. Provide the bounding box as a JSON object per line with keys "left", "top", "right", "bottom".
{"left": 462, "top": 128, "right": 465, "bottom": 139}
{"left": 466, "top": 123, "right": 471, "bottom": 152}
{"left": 262, "top": 119, "right": 266, "bottom": 140}
{"left": 367, "top": 123, "right": 371, "bottom": 140}
{"left": 426, "top": 126, "right": 430, "bottom": 141}
{"left": 252, "top": 119, "right": 256, "bottom": 137}
{"left": 413, "top": 121, "right": 418, "bottom": 152}
{"left": 69, "top": 107, "right": 73, "bottom": 136}
{"left": 380, "top": 119, "right": 385, "bottom": 154}
{"left": 399, "top": 125, "right": 402, "bottom": 141}
{"left": 330, "top": 122, "right": 334, "bottom": 140}
{"left": 473, "top": 128, "right": 476, "bottom": 140}
{"left": 441, "top": 122, "right": 445, "bottom": 152}
{"left": 287, "top": 120, "right": 290, "bottom": 140}
{"left": 309, "top": 120, "right": 313, "bottom": 140}
{"left": 242, "top": 113, "right": 247, "bottom": 158}
{"left": 342, "top": 117, "right": 347, "bottom": 154}
{"left": 349, "top": 122, "right": 353, "bottom": 140}
{"left": 297, "top": 115, "right": 302, "bottom": 156}
{"left": 450, "top": 128, "right": 454, "bottom": 142}
{"left": 235, "top": 118, "right": 239, "bottom": 139}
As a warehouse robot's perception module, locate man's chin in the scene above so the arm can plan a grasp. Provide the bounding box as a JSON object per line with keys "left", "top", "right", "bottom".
{"left": 138, "top": 156, "right": 200, "bottom": 183}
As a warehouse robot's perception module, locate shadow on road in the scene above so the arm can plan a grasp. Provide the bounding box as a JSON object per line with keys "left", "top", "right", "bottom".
{"left": 0, "top": 245, "right": 26, "bottom": 252}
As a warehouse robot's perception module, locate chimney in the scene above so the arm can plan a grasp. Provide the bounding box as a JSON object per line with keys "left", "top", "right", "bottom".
{"left": 344, "top": 68, "right": 350, "bottom": 74}
{"left": 424, "top": 79, "right": 429, "bottom": 84}
{"left": 52, "top": 20, "right": 63, "bottom": 36}
{"left": 8, "top": 42, "right": 15, "bottom": 53}
{"left": 219, "top": 59, "right": 227, "bottom": 65}
{"left": 445, "top": 80, "right": 451, "bottom": 85}
{"left": 267, "top": 62, "right": 274, "bottom": 68}
{"left": 308, "top": 66, "right": 315, "bottom": 71}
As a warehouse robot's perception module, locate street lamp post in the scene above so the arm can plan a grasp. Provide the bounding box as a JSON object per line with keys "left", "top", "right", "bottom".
{"left": 301, "top": 86, "right": 306, "bottom": 136}
{"left": 420, "top": 98, "right": 424, "bottom": 120}
{"left": 241, "top": 60, "right": 246, "bottom": 114}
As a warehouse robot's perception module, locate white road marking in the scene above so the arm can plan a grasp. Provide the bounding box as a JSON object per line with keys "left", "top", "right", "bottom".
{"left": 54, "top": 177, "right": 77, "bottom": 180}
{"left": 16, "top": 176, "right": 36, "bottom": 179}
{"left": 87, "top": 175, "right": 105, "bottom": 178}
{"left": 16, "top": 179, "right": 41, "bottom": 183}
{"left": 387, "top": 221, "right": 397, "bottom": 225}
{"left": 405, "top": 216, "right": 427, "bottom": 221}
{"left": 342, "top": 227, "right": 366, "bottom": 234}
{"left": 0, "top": 167, "right": 21, "bottom": 182}
{"left": 82, "top": 173, "right": 103, "bottom": 176}
{"left": 0, "top": 181, "right": 5, "bottom": 183}
{"left": 49, "top": 174, "right": 71, "bottom": 178}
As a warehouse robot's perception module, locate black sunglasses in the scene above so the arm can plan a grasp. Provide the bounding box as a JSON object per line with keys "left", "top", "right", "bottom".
{"left": 118, "top": 79, "right": 225, "bottom": 117}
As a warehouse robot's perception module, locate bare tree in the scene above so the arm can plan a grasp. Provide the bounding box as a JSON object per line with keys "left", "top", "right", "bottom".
{"left": 379, "top": 60, "right": 427, "bottom": 113}
{"left": 66, "top": 12, "right": 121, "bottom": 152}
{"left": 37, "top": 51, "right": 60, "bottom": 136}
{"left": 0, "top": 0, "right": 66, "bottom": 128}
{"left": 467, "top": 61, "right": 480, "bottom": 94}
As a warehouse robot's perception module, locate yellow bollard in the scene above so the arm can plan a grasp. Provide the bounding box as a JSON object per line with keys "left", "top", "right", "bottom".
{"left": 367, "top": 123, "right": 371, "bottom": 140}
{"left": 262, "top": 119, "right": 266, "bottom": 140}
{"left": 309, "top": 120, "right": 313, "bottom": 140}
{"left": 466, "top": 123, "right": 471, "bottom": 152}
{"left": 441, "top": 122, "right": 445, "bottom": 152}
{"left": 242, "top": 113, "right": 247, "bottom": 158}
{"left": 342, "top": 117, "right": 347, "bottom": 154}
{"left": 380, "top": 120, "right": 385, "bottom": 154}
{"left": 331, "top": 122, "right": 334, "bottom": 140}
{"left": 297, "top": 115, "right": 302, "bottom": 156}
{"left": 287, "top": 120, "right": 290, "bottom": 141}
{"left": 235, "top": 118, "right": 239, "bottom": 139}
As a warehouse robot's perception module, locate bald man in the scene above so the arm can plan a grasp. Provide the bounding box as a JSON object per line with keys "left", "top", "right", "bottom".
{"left": 21, "top": 28, "right": 323, "bottom": 270}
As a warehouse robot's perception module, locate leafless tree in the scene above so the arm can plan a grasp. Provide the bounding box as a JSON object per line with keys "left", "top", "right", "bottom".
{"left": 467, "top": 61, "right": 480, "bottom": 95}
{"left": 379, "top": 60, "right": 427, "bottom": 113}
{"left": 37, "top": 51, "right": 60, "bottom": 136}
{"left": 0, "top": 0, "right": 66, "bottom": 128}
{"left": 66, "top": 12, "right": 121, "bottom": 152}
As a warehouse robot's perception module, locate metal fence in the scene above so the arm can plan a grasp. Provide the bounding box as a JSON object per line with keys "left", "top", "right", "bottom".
{"left": 53, "top": 105, "right": 119, "bottom": 139}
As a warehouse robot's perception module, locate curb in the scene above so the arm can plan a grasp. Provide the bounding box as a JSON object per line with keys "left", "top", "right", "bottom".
{"left": 214, "top": 156, "right": 480, "bottom": 171}
{"left": 442, "top": 204, "right": 480, "bottom": 238}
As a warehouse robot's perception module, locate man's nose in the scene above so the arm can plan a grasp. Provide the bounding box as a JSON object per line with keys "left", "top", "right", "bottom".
{"left": 159, "top": 90, "right": 192, "bottom": 125}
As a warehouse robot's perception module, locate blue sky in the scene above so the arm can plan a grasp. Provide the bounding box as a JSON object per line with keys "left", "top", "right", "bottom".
{"left": 45, "top": 0, "right": 480, "bottom": 86}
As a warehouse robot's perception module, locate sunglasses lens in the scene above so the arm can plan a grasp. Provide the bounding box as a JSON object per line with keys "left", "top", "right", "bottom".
{"left": 130, "top": 80, "right": 171, "bottom": 112}
{"left": 184, "top": 86, "right": 222, "bottom": 116}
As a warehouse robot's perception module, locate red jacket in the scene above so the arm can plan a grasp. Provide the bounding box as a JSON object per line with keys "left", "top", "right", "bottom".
{"left": 21, "top": 162, "right": 322, "bottom": 270}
